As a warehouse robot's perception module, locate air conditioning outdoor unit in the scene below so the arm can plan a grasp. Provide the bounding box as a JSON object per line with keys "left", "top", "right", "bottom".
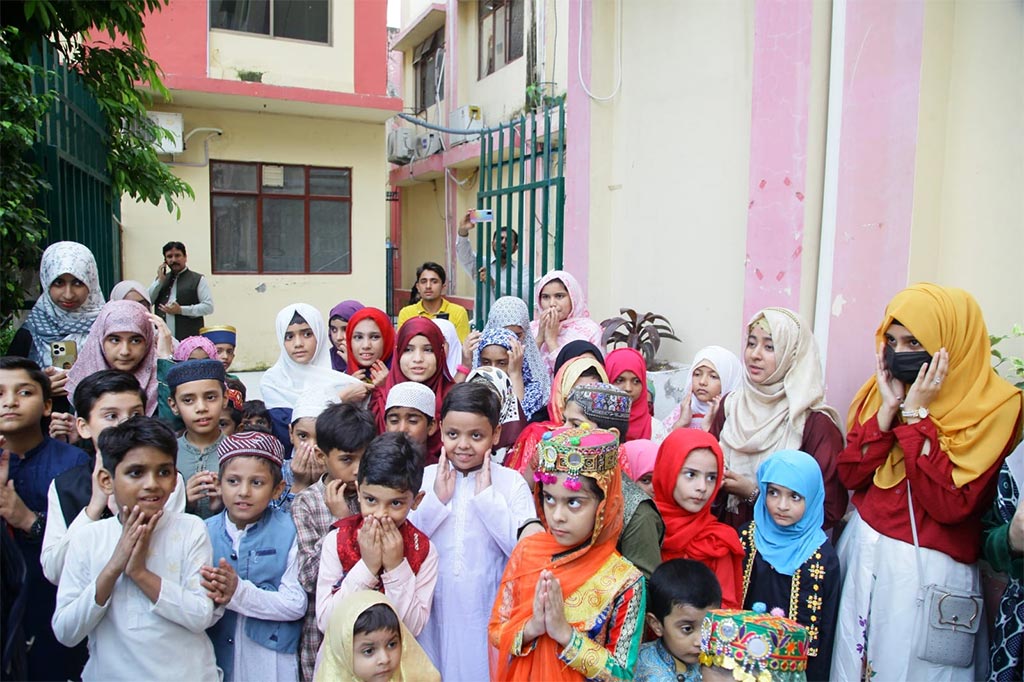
{"left": 417, "top": 132, "right": 443, "bottom": 158}
{"left": 449, "top": 105, "right": 482, "bottom": 146}
{"left": 146, "top": 111, "right": 184, "bottom": 154}
{"left": 387, "top": 128, "right": 417, "bottom": 165}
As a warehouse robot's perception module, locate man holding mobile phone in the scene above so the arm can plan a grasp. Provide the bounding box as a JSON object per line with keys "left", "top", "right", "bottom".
{"left": 148, "top": 241, "right": 214, "bottom": 340}
{"left": 456, "top": 210, "right": 532, "bottom": 303}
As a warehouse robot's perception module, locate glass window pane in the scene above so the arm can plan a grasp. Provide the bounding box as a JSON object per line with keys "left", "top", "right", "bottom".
{"left": 309, "top": 201, "right": 350, "bottom": 273}
{"left": 310, "top": 168, "right": 350, "bottom": 196}
{"left": 212, "top": 196, "right": 258, "bottom": 271}
{"left": 509, "top": 0, "right": 524, "bottom": 61}
{"left": 212, "top": 162, "right": 258, "bottom": 192}
{"left": 274, "top": 0, "right": 329, "bottom": 43}
{"left": 494, "top": 6, "right": 506, "bottom": 70}
{"left": 262, "top": 165, "right": 306, "bottom": 194}
{"left": 262, "top": 198, "right": 306, "bottom": 272}
{"left": 210, "top": 0, "right": 270, "bottom": 34}
{"left": 480, "top": 14, "right": 495, "bottom": 77}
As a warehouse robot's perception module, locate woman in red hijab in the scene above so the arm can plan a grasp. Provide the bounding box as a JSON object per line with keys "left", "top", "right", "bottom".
{"left": 653, "top": 428, "right": 744, "bottom": 608}
{"left": 605, "top": 348, "right": 667, "bottom": 442}
{"left": 370, "top": 317, "right": 452, "bottom": 464}
{"left": 344, "top": 307, "right": 395, "bottom": 384}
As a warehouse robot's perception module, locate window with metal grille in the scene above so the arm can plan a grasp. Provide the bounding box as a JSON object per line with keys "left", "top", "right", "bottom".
{"left": 210, "top": 161, "right": 352, "bottom": 274}
{"left": 210, "top": 0, "right": 330, "bottom": 44}
{"left": 478, "top": 0, "right": 523, "bottom": 79}
{"left": 414, "top": 28, "right": 445, "bottom": 112}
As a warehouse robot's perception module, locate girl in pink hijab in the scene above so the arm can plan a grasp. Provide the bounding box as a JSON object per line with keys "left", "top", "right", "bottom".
{"left": 529, "top": 270, "right": 602, "bottom": 374}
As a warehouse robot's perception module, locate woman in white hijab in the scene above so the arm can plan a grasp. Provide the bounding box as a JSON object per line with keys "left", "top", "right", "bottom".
{"left": 260, "top": 303, "right": 364, "bottom": 451}
{"left": 432, "top": 318, "right": 463, "bottom": 379}
{"left": 663, "top": 345, "right": 742, "bottom": 431}
{"left": 708, "top": 307, "right": 846, "bottom": 531}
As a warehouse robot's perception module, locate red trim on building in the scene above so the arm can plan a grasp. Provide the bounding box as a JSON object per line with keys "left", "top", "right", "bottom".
{"left": 354, "top": 0, "right": 387, "bottom": 95}
{"left": 143, "top": 2, "right": 208, "bottom": 79}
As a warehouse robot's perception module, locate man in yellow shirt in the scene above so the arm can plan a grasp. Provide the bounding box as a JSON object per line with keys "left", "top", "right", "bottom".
{"left": 397, "top": 262, "right": 471, "bottom": 341}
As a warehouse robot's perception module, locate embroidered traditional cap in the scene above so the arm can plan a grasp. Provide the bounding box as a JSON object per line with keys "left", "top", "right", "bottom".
{"left": 535, "top": 425, "right": 619, "bottom": 491}
{"left": 167, "top": 358, "right": 226, "bottom": 391}
{"left": 566, "top": 382, "right": 631, "bottom": 432}
{"left": 200, "top": 325, "right": 237, "bottom": 347}
{"left": 385, "top": 381, "right": 437, "bottom": 419}
{"left": 699, "top": 608, "right": 809, "bottom": 682}
{"left": 217, "top": 430, "right": 285, "bottom": 468}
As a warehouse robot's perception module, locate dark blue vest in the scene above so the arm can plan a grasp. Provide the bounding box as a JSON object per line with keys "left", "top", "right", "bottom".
{"left": 205, "top": 508, "right": 301, "bottom": 680}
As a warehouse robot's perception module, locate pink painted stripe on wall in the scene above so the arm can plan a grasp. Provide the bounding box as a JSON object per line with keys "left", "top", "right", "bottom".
{"left": 742, "top": 0, "right": 815, "bottom": 323}
{"left": 565, "top": 0, "right": 591, "bottom": 287}
{"left": 823, "top": 0, "right": 925, "bottom": 417}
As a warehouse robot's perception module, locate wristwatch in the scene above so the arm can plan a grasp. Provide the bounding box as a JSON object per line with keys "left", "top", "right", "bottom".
{"left": 27, "top": 511, "right": 46, "bottom": 540}
{"left": 900, "top": 404, "right": 929, "bottom": 420}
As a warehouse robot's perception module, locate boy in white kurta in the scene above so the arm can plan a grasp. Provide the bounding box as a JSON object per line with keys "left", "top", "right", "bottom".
{"left": 410, "top": 382, "right": 536, "bottom": 681}
{"left": 52, "top": 416, "right": 219, "bottom": 682}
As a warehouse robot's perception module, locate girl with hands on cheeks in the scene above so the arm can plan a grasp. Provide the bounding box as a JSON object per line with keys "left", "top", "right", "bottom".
{"left": 489, "top": 426, "right": 646, "bottom": 681}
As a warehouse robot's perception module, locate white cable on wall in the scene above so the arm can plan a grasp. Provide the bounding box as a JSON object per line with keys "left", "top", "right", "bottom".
{"left": 577, "top": 0, "right": 622, "bottom": 102}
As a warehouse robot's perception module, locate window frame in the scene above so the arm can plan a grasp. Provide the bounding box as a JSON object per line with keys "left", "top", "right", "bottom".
{"left": 478, "top": 0, "right": 523, "bottom": 80}
{"left": 208, "top": 0, "right": 332, "bottom": 46}
{"left": 209, "top": 161, "right": 353, "bottom": 275}
{"left": 414, "top": 28, "right": 446, "bottom": 113}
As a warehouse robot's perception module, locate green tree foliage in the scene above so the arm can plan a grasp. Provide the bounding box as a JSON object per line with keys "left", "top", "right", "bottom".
{"left": 0, "top": 0, "right": 194, "bottom": 320}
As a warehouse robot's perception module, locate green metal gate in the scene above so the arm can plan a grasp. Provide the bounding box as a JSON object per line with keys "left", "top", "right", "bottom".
{"left": 474, "top": 101, "right": 565, "bottom": 326}
{"left": 32, "top": 44, "right": 121, "bottom": 294}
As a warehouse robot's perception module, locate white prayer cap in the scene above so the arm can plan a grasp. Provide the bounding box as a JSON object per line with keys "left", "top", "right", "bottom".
{"left": 384, "top": 382, "right": 436, "bottom": 418}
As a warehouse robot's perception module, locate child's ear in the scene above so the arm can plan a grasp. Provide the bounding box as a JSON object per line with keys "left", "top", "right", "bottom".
{"left": 491, "top": 424, "right": 502, "bottom": 447}
{"left": 645, "top": 613, "right": 665, "bottom": 638}
{"left": 42, "top": 398, "right": 53, "bottom": 419}
{"left": 427, "top": 419, "right": 438, "bottom": 436}
{"left": 410, "top": 490, "right": 426, "bottom": 510}
{"left": 272, "top": 478, "right": 287, "bottom": 498}
{"left": 76, "top": 417, "right": 92, "bottom": 441}
{"left": 168, "top": 396, "right": 180, "bottom": 416}
{"left": 97, "top": 465, "right": 115, "bottom": 497}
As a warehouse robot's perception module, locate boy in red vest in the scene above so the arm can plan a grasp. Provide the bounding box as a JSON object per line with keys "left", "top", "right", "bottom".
{"left": 313, "top": 433, "right": 437, "bottom": 641}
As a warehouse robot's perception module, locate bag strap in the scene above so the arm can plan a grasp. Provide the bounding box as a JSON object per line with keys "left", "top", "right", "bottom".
{"left": 906, "top": 480, "right": 927, "bottom": 596}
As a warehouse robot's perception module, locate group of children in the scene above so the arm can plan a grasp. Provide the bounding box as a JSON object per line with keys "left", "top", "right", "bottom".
{"left": 4, "top": 245, "right": 1021, "bottom": 682}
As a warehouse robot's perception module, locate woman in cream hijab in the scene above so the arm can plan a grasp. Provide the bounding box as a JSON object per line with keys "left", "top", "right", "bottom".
{"left": 709, "top": 307, "right": 846, "bottom": 530}
{"left": 315, "top": 591, "right": 439, "bottom": 682}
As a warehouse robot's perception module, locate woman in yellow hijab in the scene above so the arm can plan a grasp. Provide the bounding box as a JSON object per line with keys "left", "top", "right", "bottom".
{"left": 831, "top": 283, "right": 1022, "bottom": 681}
{"left": 314, "top": 591, "right": 440, "bottom": 682}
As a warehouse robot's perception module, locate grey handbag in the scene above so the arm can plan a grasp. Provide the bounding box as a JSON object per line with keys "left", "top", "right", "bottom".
{"left": 907, "top": 481, "right": 983, "bottom": 668}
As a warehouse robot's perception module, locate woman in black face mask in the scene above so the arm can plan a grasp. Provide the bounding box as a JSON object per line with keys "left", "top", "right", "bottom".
{"left": 830, "top": 283, "right": 1023, "bottom": 681}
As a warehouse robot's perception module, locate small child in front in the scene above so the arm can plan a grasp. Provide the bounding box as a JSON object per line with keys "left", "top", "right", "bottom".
{"left": 202, "top": 431, "right": 307, "bottom": 682}
{"left": 383, "top": 381, "right": 437, "bottom": 449}
{"left": 699, "top": 608, "right": 810, "bottom": 682}
{"left": 636, "top": 559, "right": 723, "bottom": 682}
{"left": 411, "top": 381, "right": 536, "bottom": 680}
{"left": 314, "top": 590, "right": 440, "bottom": 682}
{"left": 315, "top": 432, "right": 438, "bottom": 639}
{"left": 52, "top": 416, "right": 218, "bottom": 681}
{"left": 292, "top": 402, "right": 377, "bottom": 681}
{"left": 489, "top": 425, "right": 647, "bottom": 681}
{"left": 167, "top": 359, "right": 228, "bottom": 519}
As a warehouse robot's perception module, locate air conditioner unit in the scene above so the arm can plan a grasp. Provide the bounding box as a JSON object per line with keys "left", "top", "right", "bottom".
{"left": 387, "top": 128, "right": 417, "bottom": 165}
{"left": 449, "top": 105, "right": 482, "bottom": 146}
{"left": 417, "top": 132, "right": 443, "bottom": 158}
{"left": 146, "top": 111, "right": 184, "bottom": 154}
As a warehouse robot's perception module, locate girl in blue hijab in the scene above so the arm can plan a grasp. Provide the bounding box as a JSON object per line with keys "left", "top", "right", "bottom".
{"left": 738, "top": 450, "right": 840, "bottom": 681}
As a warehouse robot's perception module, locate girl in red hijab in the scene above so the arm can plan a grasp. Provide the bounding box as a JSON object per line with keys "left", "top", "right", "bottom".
{"left": 344, "top": 307, "right": 395, "bottom": 386}
{"left": 653, "top": 428, "right": 744, "bottom": 608}
{"left": 371, "top": 317, "right": 452, "bottom": 464}
{"left": 606, "top": 348, "right": 668, "bottom": 442}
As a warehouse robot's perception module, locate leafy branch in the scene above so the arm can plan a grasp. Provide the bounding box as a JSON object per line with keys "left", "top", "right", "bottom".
{"left": 990, "top": 323, "right": 1024, "bottom": 389}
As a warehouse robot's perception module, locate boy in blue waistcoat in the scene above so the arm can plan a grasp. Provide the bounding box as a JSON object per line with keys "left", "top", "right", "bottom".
{"left": 201, "top": 431, "right": 306, "bottom": 681}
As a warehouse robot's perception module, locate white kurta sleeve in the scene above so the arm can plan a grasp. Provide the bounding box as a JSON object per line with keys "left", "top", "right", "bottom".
{"left": 227, "top": 539, "right": 306, "bottom": 621}
{"left": 470, "top": 470, "right": 536, "bottom": 557}
{"left": 51, "top": 530, "right": 111, "bottom": 646}
{"left": 379, "top": 543, "right": 438, "bottom": 637}
{"left": 455, "top": 235, "right": 477, "bottom": 276}
{"left": 180, "top": 276, "right": 214, "bottom": 318}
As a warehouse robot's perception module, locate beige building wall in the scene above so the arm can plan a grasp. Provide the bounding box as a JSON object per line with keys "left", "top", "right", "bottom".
{"left": 398, "top": 180, "right": 448, "bottom": 293}
{"left": 121, "top": 107, "right": 388, "bottom": 370}
{"left": 585, "top": 0, "right": 756, "bottom": 363}
{"left": 209, "top": 0, "right": 356, "bottom": 92}
{"left": 910, "top": 0, "right": 1024, "bottom": 361}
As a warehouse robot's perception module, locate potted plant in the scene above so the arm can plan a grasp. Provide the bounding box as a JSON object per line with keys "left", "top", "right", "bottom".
{"left": 600, "top": 309, "right": 687, "bottom": 419}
